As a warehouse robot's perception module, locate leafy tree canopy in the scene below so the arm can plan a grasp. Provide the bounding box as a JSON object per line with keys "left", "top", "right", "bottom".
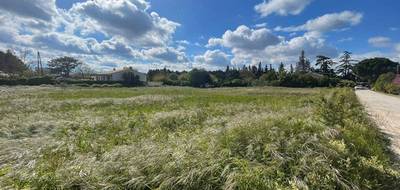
{"left": 48, "top": 56, "right": 82, "bottom": 77}
{"left": 353, "top": 57, "right": 399, "bottom": 83}
{"left": 0, "top": 50, "right": 28, "bottom": 74}
{"left": 189, "top": 69, "right": 211, "bottom": 87}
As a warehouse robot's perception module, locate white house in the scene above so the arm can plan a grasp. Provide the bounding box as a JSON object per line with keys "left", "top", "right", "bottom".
{"left": 93, "top": 67, "right": 147, "bottom": 82}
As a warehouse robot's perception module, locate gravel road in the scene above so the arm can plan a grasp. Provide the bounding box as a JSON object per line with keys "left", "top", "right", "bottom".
{"left": 356, "top": 90, "right": 400, "bottom": 156}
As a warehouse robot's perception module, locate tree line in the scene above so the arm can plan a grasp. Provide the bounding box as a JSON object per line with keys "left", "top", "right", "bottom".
{"left": 1, "top": 49, "right": 399, "bottom": 90}
{"left": 148, "top": 50, "right": 399, "bottom": 88}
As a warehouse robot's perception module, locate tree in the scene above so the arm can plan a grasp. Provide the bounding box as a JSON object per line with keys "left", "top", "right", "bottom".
{"left": 290, "top": 64, "right": 294, "bottom": 74}
{"left": 0, "top": 50, "right": 28, "bottom": 74}
{"left": 75, "top": 64, "right": 95, "bottom": 79}
{"left": 189, "top": 69, "right": 211, "bottom": 87}
{"left": 337, "top": 51, "right": 357, "bottom": 79}
{"left": 353, "top": 58, "right": 399, "bottom": 83}
{"left": 315, "top": 55, "right": 334, "bottom": 75}
{"left": 264, "top": 64, "right": 269, "bottom": 73}
{"left": 278, "top": 62, "right": 286, "bottom": 80}
{"left": 225, "top": 65, "right": 230, "bottom": 72}
{"left": 295, "top": 50, "right": 311, "bottom": 72}
{"left": 48, "top": 56, "right": 82, "bottom": 77}
{"left": 257, "top": 62, "right": 263, "bottom": 77}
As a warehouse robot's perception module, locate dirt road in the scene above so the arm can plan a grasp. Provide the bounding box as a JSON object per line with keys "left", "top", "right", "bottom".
{"left": 356, "top": 90, "right": 400, "bottom": 156}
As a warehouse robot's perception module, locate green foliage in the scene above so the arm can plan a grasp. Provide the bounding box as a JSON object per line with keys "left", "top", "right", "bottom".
{"left": 189, "top": 69, "right": 211, "bottom": 87}
{"left": 354, "top": 58, "right": 399, "bottom": 83}
{"left": 48, "top": 56, "right": 82, "bottom": 77}
{"left": 0, "top": 76, "right": 55, "bottom": 85}
{"left": 315, "top": 89, "right": 399, "bottom": 189}
{"left": 0, "top": 50, "right": 28, "bottom": 75}
{"left": 315, "top": 55, "right": 335, "bottom": 76}
{"left": 337, "top": 51, "right": 357, "bottom": 80}
{"left": 337, "top": 80, "right": 356, "bottom": 87}
{"left": 373, "top": 72, "right": 400, "bottom": 94}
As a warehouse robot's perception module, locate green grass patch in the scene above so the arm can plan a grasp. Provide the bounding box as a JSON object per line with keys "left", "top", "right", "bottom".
{"left": 0, "top": 86, "right": 398, "bottom": 189}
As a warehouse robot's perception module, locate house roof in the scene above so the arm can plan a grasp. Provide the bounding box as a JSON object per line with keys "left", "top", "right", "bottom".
{"left": 101, "top": 67, "right": 146, "bottom": 75}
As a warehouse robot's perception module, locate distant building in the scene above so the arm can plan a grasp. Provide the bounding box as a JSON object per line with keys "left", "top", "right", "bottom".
{"left": 92, "top": 67, "right": 147, "bottom": 82}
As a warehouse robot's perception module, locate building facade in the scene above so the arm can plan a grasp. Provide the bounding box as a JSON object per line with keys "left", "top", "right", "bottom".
{"left": 93, "top": 67, "right": 147, "bottom": 82}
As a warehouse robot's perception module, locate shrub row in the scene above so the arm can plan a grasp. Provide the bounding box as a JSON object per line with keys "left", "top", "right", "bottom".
{"left": 0, "top": 77, "right": 144, "bottom": 87}
{"left": 0, "top": 76, "right": 55, "bottom": 86}
{"left": 373, "top": 72, "right": 400, "bottom": 95}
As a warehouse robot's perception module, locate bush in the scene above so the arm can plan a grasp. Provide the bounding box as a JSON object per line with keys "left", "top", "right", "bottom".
{"left": 373, "top": 72, "right": 399, "bottom": 94}
{"left": 337, "top": 80, "right": 356, "bottom": 88}
{"left": 189, "top": 69, "right": 211, "bottom": 87}
{"left": 384, "top": 83, "right": 400, "bottom": 95}
{"left": 0, "top": 76, "right": 55, "bottom": 86}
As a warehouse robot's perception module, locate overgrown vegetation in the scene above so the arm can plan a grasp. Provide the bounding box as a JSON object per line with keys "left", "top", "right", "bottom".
{"left": 374, "top": 72, "right": 400, "bottom": 95}
{"left": 0, "top": 86, "right": 398, "bottom": 189}
{"left": 148, "top": 51, "right": 367, "bottom": 88}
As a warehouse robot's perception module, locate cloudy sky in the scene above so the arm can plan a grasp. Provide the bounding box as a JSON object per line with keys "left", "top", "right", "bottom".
{"left": 0, "top": 0, "right": 399, "bottom": 71}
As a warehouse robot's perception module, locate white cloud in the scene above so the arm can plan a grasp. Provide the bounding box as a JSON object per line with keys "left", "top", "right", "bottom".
{"left": 275, "top": 11, "right": 363, "bottom": 35}
{"left": 255, "top": 0, "right": 313, "bottom": 17}
{"left": 231, "top": 35, "right": 337, "bottom": 66}
{"left": 194, "top": 50, "right": 231, "bottom": 67}
{"left": 0, "top": 0, "right": 57, "bottom": 21}
{"left": 208, "top": 25, "right": 281, "bottom": 50}
{"left": 177, "top": 40, "right": 190, "bottom": 45}
{"left": 338, "top": 37, "right": 353, "bottom": 43}
{"left": 142, "top": 47, "right": 188, "bottom": 64}
{"left": 0, "top": 0, "right": 192, "bottom": 71}
{"left": 70, "top": 0, "right": 180, "bottom": 47}
{"left": 93, "top": 38, "right": 142, "bottom": 58}
{"left": 206, "top": 25, "right": 337, "bottom": 67}
{"left": 396, "top": 44, "right": 400, "bottom": 53}
{"left": 254, "top": 23, "right": 267, "bottom": 28}
{"left": 32, "top": 32, "right": 94, "bottom": 54}
{"left": 390, "top": 27, "right": 398, "bottom": 31}
{"left": 368, "top": 36, "right": 392, "bottom": 48}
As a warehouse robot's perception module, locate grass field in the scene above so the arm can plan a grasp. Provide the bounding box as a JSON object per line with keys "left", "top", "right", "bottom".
{"left": 0, "top": 86, "right": 399, "bottom": 189}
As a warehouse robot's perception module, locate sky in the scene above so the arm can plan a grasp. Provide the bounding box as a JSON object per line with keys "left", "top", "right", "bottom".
{"left": 0, "top": 0, "right": 399, "bottom": 72}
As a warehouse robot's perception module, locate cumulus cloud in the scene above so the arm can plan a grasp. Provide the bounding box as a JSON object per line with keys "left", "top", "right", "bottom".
{"left": 368, "top": 36, "right": 392, "bottom": 48}
{"left": 32, "top": 32, "right": 95, "bottom": 54}
{"left": 194, "top": 50, "right": 231, "bottom": 67}
{"left": 275, "top": 11, "right": 363, "bottom": 34}
{"left": 255, "top": 0, "right": 313, "bottom": 17}
{"left": 70, "top": 0, "right": 180, "bottom": 46}
{"left": 208, "top": 25, "right": 281, "bottom": 50}
{"left": 0, "top": 0, "right": 57, "bottom": 21}
{"left": 206, "top": 25, "right": 337, "bottom": 67}
{"left": 0, "top": 0, "right": 191, "bottom": 71}
{"left": 93, "top": 38, "right": 142, "bottom": 58}
{"left": 396, "top": 44, "right": 400, "bottom": 52}
{"left": 231, "top": 35, "right": 337, "bottom": 66}
{"left": 142, "top": 47, "right": 188, "bottom": 63}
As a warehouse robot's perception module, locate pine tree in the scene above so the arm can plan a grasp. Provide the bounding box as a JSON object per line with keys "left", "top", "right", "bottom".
{"left": 316, "top": 55, "right": 334, "bottom": 75}
{"left": 337, "top": 51, "right": 357, "bottom": 79}
{"left": 278, "top": 63, "right": 286, "bottom": 80}
{"left": 290, "top": 64, "right": 294, "bottom": 74}
{"left": 242, "top": 65, "right": 247, "bottom": 71}
{"left": 296, "top": 50, "right": 310, "bottom": 72}
{"left": 257, "top": 62, "right": 263, "bottom": 76}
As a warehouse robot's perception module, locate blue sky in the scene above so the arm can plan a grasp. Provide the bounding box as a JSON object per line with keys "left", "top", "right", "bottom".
{"left": 0, "top": 0, "right": 399, "bottom": 71}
